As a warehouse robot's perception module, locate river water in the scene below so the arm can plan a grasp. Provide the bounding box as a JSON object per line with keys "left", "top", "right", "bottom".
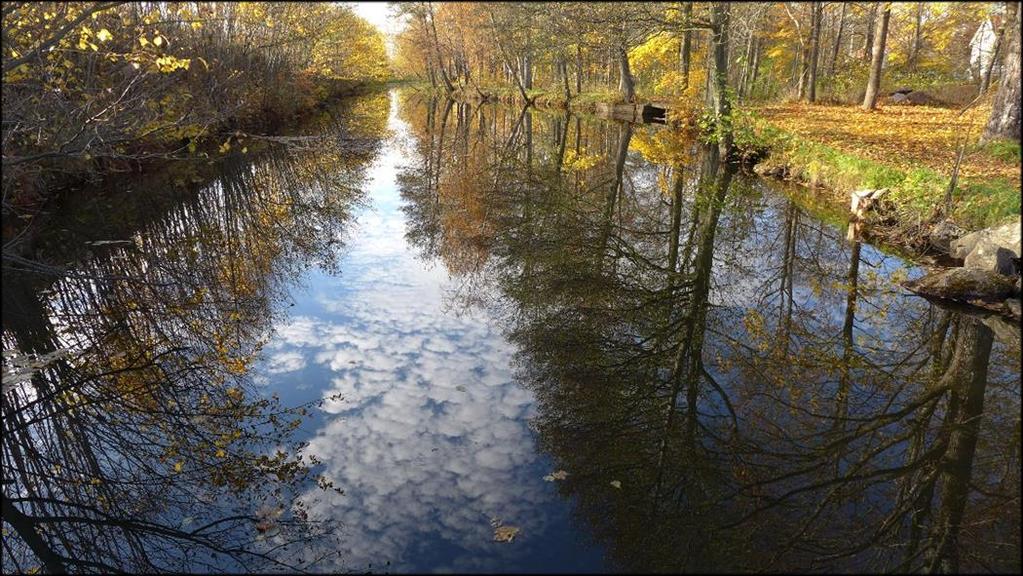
{"left": 2, "top": 89, "right": 1019, "bottom": 574}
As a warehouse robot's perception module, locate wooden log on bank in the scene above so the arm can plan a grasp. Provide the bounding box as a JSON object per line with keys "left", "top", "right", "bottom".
{"left": 595, "top": 102, "right": 667, "bottom": 123}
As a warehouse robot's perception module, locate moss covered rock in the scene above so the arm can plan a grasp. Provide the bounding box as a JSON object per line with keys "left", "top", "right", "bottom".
{"left": 902, "top": 267, "right": 1018, "bottom": 302}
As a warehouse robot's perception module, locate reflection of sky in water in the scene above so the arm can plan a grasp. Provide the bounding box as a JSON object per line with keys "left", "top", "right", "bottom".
{"left": 255, "top": 94, "right": 604, "bottom": 573}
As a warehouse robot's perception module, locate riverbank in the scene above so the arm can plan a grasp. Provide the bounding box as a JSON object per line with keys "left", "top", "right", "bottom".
{"left": 743, "top": 102, "right": 1020, "bottom": 256}
{"left": 2, "top": 87, "right": 393, "bottom": 266}
{"left": 402, "top": 82, "right": 1018, "bottom": 260}
{"left": 3, "top": 79, "right": 395, "bottom": 216}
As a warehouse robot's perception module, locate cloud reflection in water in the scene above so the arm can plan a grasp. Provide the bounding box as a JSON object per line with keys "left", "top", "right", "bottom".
{"left": 257, "top": 96, "right": 601, "bottom": 573}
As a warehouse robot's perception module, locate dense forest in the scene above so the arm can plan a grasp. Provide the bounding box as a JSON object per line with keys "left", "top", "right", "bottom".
{"left": 393, "top": 2, "right": 1018, "bottom": 123}
{"left": 392, "top": 2, "right": 1020, "bottom": 234}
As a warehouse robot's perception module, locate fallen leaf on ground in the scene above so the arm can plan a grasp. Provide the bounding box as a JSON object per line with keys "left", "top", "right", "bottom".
{"left": 543, "top": 470, "right": 569, "bottom": 482}
{"left": 610, "top": 480, "right": 622, "bottom": 489}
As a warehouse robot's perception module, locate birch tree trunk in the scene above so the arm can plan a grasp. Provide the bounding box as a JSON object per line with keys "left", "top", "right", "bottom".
{"left": 981, "top": 1, "right": 1021, "bottom": 142}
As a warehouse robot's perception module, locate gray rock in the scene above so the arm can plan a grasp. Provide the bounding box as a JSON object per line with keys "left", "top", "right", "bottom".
{"left": 905, "top": 91, "right": 938, "bottom": 105}
{"left": 902, "top": 267, "right": 1017, "bottom": 302}
{"left": 950, "top": 218, "right": 1022, "bottom": 275}
{"left": 1006, "top": 298, "right": 1021, "bottom": 318}
{"left": 928, "top": 219, "right": 965, "bottom": 254}
{"left": 964, "top": 245, "right": 1018, "bottom": 276}
{"left": 982, "top": 313, "right": 1021, "bottom": 346}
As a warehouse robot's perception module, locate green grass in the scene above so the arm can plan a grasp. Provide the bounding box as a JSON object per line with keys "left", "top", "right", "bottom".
{"left": 568, "top": 89, "right": 620, "bottom": 106}
{"left": 749, "top": 120, "right": 1019, "bottom": 231}
{"left": 978, "top": 138, "right": 1022, "bottom": 164}
{"left": 955, "top": 177, "right": 1022, "bottom": 229}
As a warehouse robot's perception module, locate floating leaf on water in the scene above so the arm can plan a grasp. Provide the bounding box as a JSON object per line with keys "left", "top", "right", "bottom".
{"left": 543, "top": 470, "right": 569, "bottom": 482}
{"left": 610, "top": 480, "right": 622, "bottom": 489}
{"left": 493, "top": 525, "right": 520, "bottom": 543}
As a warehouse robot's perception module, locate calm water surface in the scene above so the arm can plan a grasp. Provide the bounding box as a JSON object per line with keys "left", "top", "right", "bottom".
{"left": 2, "top": 89, "right": 1019, "bottom": 573}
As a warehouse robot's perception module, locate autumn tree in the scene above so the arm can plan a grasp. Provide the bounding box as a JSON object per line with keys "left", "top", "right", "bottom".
{"left": 1, "top": 2, "right": 390, "bottom": 209}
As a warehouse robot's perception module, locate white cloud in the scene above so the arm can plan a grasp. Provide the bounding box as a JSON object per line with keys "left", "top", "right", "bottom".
{"left": 255, "top": 92, "right": 589, "bottom": 572}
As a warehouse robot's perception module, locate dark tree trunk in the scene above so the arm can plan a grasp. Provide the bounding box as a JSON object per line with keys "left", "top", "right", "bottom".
{"left": 749, "top": 38, "right": 762, "bottom": 98}
{"left": 680, "top": 2, "right": 693, "bottom": 90}
{"left": 427, "top": 6, "right": 456, "bottom": 93}
{"left": 862, "top": 5, "right": 890, "bottom": 111}
{"left": 830, "top": 2, "right": 847, "bottom": 76}
{"left": 710, "top": 2, "right": 732, "bottom": 155}
{"left": 618, "top": 44, "right": 636, "bottom": 102}
{"left": 560, "top": 56, "right": 572, "bottom": 100}
{"left": 426, "top": 55, "right": 438, "bottom": 89}
{"left": 908, "top": 2, "right": 923, "bottom": 70}
{"left": 863, "top": 2, "right": 877, "bottom": 61}
{"left": 523, "top": 54, "right": 533, "bottom": 91}
{"left": 806, "top": 1, "right": 823, "bottom": 102}
{"left": 667, "top": 168, "right": 685, "bottom": 273}
{"left": 926, "top": 316, "right": 994, "bottom": 574}
{"left": 575, "top": 42, "right": 583, "bottom": 94}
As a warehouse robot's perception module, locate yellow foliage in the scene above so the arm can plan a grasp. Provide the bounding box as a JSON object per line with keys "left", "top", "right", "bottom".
{"left": 629, "top": 127, "right": 694, "bottom": 166}
{"left": 562, "top": 149, "right": 602, "bottom": 172}
{"left": 629, "top": 32, "right": 679, "bottom": 74}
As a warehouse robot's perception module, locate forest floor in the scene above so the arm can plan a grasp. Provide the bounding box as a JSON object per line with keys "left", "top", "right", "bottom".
{"left": 750, "top": 101, "right": 1020, "bottom": 233}
{"left": 755, "top": 102, "right": 1020, "bottom": 185}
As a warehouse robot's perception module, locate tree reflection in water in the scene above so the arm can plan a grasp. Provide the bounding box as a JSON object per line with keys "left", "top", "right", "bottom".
{"left": 396, "top": 94, "right": 1021, "bottom": 573}
{"left": 1, "top": 94, "right": 389, "bottom": 573}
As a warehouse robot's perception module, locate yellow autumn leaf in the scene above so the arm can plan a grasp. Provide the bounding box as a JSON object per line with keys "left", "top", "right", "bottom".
{"left": 153, "top": 35, "right": 163, "bottom": 47}
{"left": 174, "top": 461, "right": 184, "bottom": 473}
{"left": 216, "top": 449, "right": 226, "bottom": 458}
{"left": 96, "top": 28, "right": 112, "bottom": 42}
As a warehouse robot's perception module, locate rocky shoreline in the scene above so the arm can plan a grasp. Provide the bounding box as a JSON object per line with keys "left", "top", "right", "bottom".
{"left": 903, "top": 217, "right": 1021, "bottom": 322}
